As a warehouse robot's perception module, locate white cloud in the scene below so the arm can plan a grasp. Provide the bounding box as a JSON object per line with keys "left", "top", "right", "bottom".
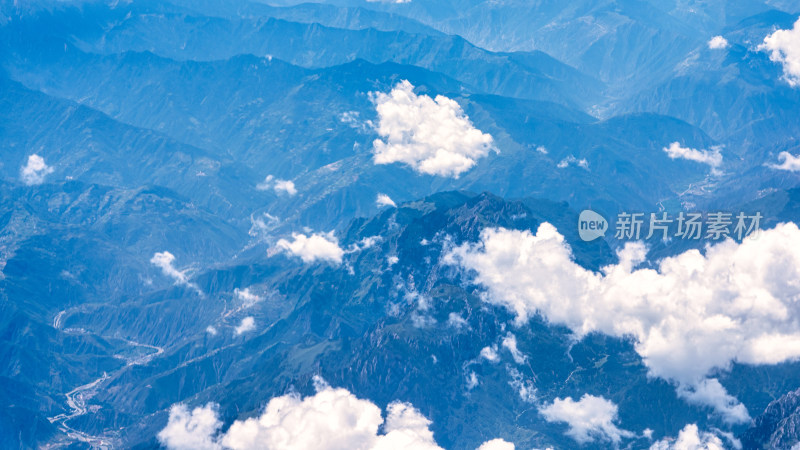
{"left": 234, "top": 288, "right": 264, "bottom": 306}
{"left": 676, "top": 379, "right": 749, "bottom": 424}
{"left": 663, "top": 142, "right": 722, "bottom": 173}
{"left": 206, "top": 326, "right": 218, "bottom": 336}
{"left": 158, "top": 378, "right": 512, "bottom": 450}
{"left": 257, "top": 175, "right": 297, "bottom": 196}
{"left": 20, "top": 154, "right": 54, "bottom": 185}
{"left": 707, "top": 36, "right": 729, "bottom": 50}
{"left": 234, "top": 317, "right": 255, "bottom": 335}
{"left": 376, "top": 193, "right": 397, "bottom": 208}
{"left": 447, "top": 312, "right": 468, "bottom": 329}
{"left": 446, "top": 222, "right": 800, "bottom": 422}
{"left": 366, "top": 0, "right": 411, "bottom": 5}
{"left": 759, "top": 18, "right": 800, "bottom": 87}
{"left": 466, "top": 371, "right": 479, "bottom": 390}
{"left": 480, "top": 345, "right": 500, "bottom": 362}
{"left": 556, "top": 155, "right": 588, "bottom": 170}
{"left": 477, "top": 438, "right": 515, "bottom": 450}
{"left": 158, "top": 403, "right": 223, "bottom": 450}
{"left": 508, "top": 368, "right": 537, "bottom": 403}
{"left": 501, "top": 333, "right": 527, "bottom": 364}
{"left": 276, "top": 232, "right": 344, "bottom": 264}
{"left": 150, "top": 251, "right": 202, "bottom": 294}
{"left": 340, "top": 111, "right": 374, "bottom": 133}
{"left": 649, "top": 424, "right": 724, "bottom": 450}
{"left": 371, "top": 80, "right": 495, "bottom": 178}
{"left": 539, "top": 394, "right": 633, "bottom": 444}
{"left": 411, "top": 311, "right": 436, "bottom": 328}
{"left": 768, "top": 151, "right": 800, "bottom": 172}
{"left": 347, "top": 236, "right": 381, "bottom": 253}
{"left": 535, "top": 146, "right": 548, "bottom": 155}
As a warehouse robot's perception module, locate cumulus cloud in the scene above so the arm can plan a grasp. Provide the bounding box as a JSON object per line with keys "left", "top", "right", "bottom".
{"left": 649, "top": 424, "right": 724, "bottom": 450}
{"left": 234, "top": 288, "right": 264, "bottom": 306}
{"left": 708, "top": 36, "right": 729, "bottom": 50}
{"left": 376, "top": 193, "right": 397, "bottom": 208}
{"left": 663, "top": 142, "right": 722, "bottom": 173}
{"left": 150, "top": 251, "right": 202, "bottom": 294}
{"left": 768, "top": 151, "right": 800, "bottom": 172}
{"left": 20, "top": 154, "right": 54, "bottom": 185}
{"left": 234, "top": 317, "right": 255, "bottom": 335}
{"left": 371, "top": 80, "right": 494, "bottom": 178}
{"left": 276, "top": 232, "right": 344, "bottom": 264}
{"left": 759, "top": 18, "right": 800, "bottom": 87}
{"left": 257, "top": 175, "right": 298, "bottom": 196}
{"left": 539, "top": 394, "right": 633, "bottom": 444}
{"left": 556, "top": 155, "right": 588, "bottom": 170}
{"left": 446, "top": 222, "right": 800, "bottom": 422}
{"left": 477, "top": 439, "right": 515, "bottom": 450}
{"left": 158, "top": 403, "right": 223, "bottom": 450}
{"left": 158, "top": 378, "right": 512, "bottom": 450}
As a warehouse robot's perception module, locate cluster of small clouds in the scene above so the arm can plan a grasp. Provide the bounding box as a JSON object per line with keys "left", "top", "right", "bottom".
{"left": 158, "top": 377, "right": 513, "bottom": 450}
{"left": 371, "top": 80, "right": 495, "bottom": 178}
{"left": 20, "top": 154, "right": 54, "bottom": 185}
{"left": 446, "top": 222, "right": 800, "bottom": 423}
{"left": 556, "top": 155, "right": 588, "bottom": 170}
{"left": 759, "top": 17, "right": 800, "bottom": 87}
{"left": 663, "top": 142, "right": 722, "bottom": 174}
{"left": 539, "top": 394, "right": 633, "bottom": 445}
{"left": 150, "top": 251, "right": 202, "bottom": 295}
{"left": 257, "top": 175, "right": 297, "bottom": 196}
{"left": 276, "top": 232, "right": 344, "bottom": 264}
{"left": 768, "top": 151, "right": 800, "bottom": 172}
{"left": 339, "top": 111, "right": 374, "bottom": 133}
{"left": 707, "top": 36, "right": 729, "bottom": 50}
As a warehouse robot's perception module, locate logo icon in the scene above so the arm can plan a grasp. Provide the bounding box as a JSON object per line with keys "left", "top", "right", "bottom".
{"left": 578, "top": 210, "right": 607, "bottom": 242}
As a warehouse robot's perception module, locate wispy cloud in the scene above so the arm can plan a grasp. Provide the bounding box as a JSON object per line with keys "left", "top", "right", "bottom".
{"left": 663, "top": 142, "right": 722, "bottom": 174}
{"left": 257, "top": 175, "right": 297, "bottom": 195}
{"left": 150, "top": 251, "right": 202, "bottom": 295}
{"left": 556, "top": 155, "right": 588, "bottom": 170}
{"left": 768, "top": 151, "right": 800, "bottom": 172}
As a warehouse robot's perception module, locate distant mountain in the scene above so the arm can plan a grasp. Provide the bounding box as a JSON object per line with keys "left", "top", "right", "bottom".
{"left": 2, "top": 1, "right": 800, "bottom": 448}
{"left": 618, "top": 10, "right": 800, "bottom": 158}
